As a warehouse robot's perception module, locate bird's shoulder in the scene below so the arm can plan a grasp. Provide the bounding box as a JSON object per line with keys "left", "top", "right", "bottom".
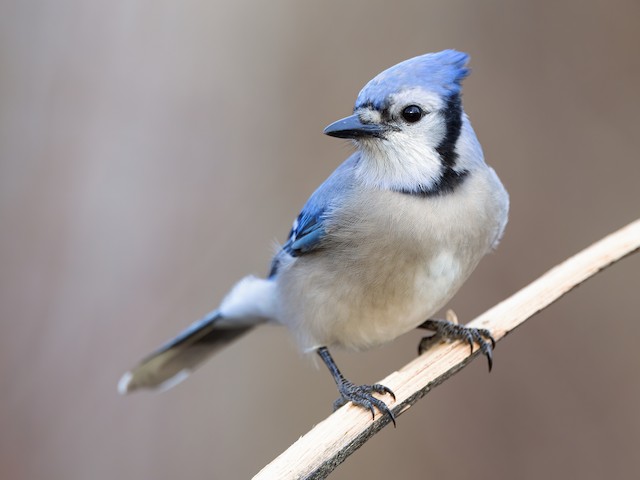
{"left": 286, "top": 153, "right": 359, "bottom": 255}
{"left": 268, "top": 153, "right": 360, "bottom": 277}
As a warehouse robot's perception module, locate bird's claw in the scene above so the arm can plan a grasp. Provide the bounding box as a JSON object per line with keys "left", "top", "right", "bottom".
{"left": 418, "top": 319, "right": 496, "bottom": 371}
{"left": 334, "top": 381, "right": 396, "bottom": 427}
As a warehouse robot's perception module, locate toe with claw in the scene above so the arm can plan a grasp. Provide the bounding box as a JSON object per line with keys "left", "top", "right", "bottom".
{"left": 317, "top": 346, "right": 397, "bottom": 426}
{"left": 334, "top": 380, "right": 396, "bottom": 426}
{"left": 418, "top": 316, "right": 496, "bottom": 371}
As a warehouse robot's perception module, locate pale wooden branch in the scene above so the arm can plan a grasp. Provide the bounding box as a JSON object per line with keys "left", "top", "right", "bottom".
{"left": 254, "top": 219, "right": 640, "bottom": 480}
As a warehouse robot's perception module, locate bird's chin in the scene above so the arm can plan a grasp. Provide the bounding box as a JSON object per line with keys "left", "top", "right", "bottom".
{"left": 355, "top": 136, "right": 383, "bottom": 152}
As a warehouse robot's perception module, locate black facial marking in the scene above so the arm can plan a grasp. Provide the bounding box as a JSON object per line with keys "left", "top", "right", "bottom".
{"left": 435, "top": 93, "right": 463, "bottom": 168}
{"left": 397, "top": 93, "right": 467, "bottom": 197}
{"left": 355, "top": 100, "right": 393, "bottom": 124}
{"left": 358, "top": 93, "right": 467, "bottom": 197}
{"left": 397, "top": 169, "right": 469, "bottom": 198}
{"left": 434, "top": 168, "right": 469, "bottom": 195}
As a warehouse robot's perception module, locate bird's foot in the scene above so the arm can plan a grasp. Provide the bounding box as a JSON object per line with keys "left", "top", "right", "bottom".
{"left": 333, "top": 380, "right": 396, "bottom": 426}
{"left": 418, "top": 311, "right": 496, "bottom": 371}
{"left": 317, "top": 346, "right": 396, "bottom": 426}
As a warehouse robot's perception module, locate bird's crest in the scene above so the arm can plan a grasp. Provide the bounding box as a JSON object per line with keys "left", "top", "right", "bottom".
{"left": 355, "top": 50, "right": 470, "bottom": 110}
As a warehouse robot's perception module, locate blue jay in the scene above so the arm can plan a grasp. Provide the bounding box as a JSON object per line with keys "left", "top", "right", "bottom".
{"left": 119, "top": 50, "right": 509, "bottom": 425}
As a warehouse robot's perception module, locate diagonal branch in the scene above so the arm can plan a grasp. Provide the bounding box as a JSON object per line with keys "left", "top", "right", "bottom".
{"left": 254, "top": 219, "right": 640, "bottom": 480}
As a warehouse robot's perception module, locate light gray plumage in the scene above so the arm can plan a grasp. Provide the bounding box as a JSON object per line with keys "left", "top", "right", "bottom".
{"left": 119, "top": 50, "right": 508, "bottom": 421}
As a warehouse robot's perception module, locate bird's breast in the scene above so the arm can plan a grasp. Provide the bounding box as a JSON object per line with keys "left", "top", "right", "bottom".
{"left": 276, "top": 168, "right": 507, "bottom": 352}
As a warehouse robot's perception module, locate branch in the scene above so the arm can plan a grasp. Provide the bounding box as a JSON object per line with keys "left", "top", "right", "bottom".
{"left": 254, "top": 219, "right": 640, "bottom": 480}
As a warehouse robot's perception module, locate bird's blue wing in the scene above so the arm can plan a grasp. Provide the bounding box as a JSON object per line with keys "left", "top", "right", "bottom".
{"left": 269, "top": 154, "right": 359, "bottom": 276}
{"left": 285, "top": 212, "right": 325, "bottom": 256}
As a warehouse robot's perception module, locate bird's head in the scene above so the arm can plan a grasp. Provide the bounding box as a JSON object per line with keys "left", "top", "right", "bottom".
{"left": 324, "top": 50, "right": 481, "bottom": 196}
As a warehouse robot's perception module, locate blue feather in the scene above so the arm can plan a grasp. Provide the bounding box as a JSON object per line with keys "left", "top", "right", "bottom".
{"left": 281, "top": 154, "right": 359, "bottom": 258}
{"left": 355, "top": 50, "right": 469, "bottom": 110}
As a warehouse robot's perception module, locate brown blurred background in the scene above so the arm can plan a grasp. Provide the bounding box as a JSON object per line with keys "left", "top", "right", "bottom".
{"left": 1, "top": 1, "right": 639, "bottom": 479}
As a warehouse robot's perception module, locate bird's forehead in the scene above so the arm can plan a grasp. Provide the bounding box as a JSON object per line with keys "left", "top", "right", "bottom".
{"left": 354, "top": 50, "right": 469, "bottom": 111}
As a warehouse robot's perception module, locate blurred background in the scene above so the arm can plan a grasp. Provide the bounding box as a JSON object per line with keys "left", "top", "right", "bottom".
{"left": 1, "top": 1, "right": 639, "bottom": 479}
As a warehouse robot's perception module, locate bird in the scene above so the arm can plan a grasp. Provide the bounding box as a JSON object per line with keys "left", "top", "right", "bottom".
{"left": 118, "top": 50, "right": 509, "bottom": 425}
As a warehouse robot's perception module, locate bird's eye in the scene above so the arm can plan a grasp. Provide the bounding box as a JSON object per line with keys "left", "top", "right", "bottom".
{"left": 401, "top": 105, "right": 424, "bottom": 123}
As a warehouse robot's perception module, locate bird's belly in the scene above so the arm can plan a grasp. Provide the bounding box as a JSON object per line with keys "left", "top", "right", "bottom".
{"left": 276, "top": 245, "right": 472, "bottom": 352}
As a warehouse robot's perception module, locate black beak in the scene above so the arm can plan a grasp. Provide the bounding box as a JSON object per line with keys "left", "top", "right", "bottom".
{"left": 323, "top": 114, "right": 386, "bottom": 139}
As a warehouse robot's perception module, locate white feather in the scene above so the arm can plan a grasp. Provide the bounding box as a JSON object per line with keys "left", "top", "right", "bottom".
{"left": 218, "top": 275, "right": 277, "bottom": 324}
{"left": 117, "top": 371, "right": 133, "bottom": 395}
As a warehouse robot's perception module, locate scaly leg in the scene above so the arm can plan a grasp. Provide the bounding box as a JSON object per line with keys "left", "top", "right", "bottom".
{"left": 317, "top": 347, "right": 396, "bottom": 426}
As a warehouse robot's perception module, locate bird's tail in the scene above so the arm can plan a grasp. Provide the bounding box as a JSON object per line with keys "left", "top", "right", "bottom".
{"left": 118, "top": 275, "right": 275, "bottom": 394}
{"left": 118, "top": 310, "right": 253, "bottom": 394}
